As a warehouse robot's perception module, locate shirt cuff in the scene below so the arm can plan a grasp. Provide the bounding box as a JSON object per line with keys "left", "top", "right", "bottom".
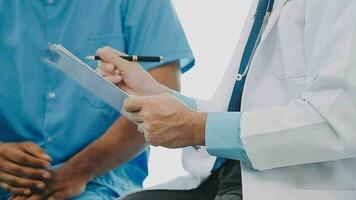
{"left": 170, "top": 90, "right": 197, "bottom": 110}
{"left": 205, "top": 112, "right": 250, "bottom": 162}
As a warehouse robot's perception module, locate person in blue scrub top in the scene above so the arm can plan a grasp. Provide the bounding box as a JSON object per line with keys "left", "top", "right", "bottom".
{"left": 0, "top": 0, "right": 193, "bottom": 199}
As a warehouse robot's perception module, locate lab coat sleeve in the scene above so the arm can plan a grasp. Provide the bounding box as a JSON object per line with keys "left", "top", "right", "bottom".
{"left": 240, "top": 1, "right": 356, "bottom": 170}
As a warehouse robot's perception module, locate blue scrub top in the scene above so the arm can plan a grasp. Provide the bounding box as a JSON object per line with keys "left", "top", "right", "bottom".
{"left": 0, "top": 0, "right": 194, "bottom": 197}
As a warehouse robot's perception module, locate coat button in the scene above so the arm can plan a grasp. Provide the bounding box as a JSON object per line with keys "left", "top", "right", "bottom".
{"left": 48, "top": 92, "right": 56, "bottom": 99}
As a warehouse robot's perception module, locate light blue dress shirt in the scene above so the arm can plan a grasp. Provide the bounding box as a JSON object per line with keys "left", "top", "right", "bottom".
{"left": 0, "top": 0, "right": 193, "bottom": 199}
{"left": 171, "top": 91, "right": 249, "bottom": 164}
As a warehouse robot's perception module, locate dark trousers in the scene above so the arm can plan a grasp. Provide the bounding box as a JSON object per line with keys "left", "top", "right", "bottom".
{"left": 121, "top": 160, "right": 242, "bottom": 200}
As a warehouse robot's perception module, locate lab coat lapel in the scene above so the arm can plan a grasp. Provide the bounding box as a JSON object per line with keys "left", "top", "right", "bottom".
{"left": 259, "top": 0, "right": 287, "bottom": 44}
{"left": 240, "top": 0, "right": 287, "bottom": 111}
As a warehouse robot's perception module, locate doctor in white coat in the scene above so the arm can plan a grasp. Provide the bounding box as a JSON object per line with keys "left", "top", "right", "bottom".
{"left": 96, "top": 0, "right": 356, "bottom": 199}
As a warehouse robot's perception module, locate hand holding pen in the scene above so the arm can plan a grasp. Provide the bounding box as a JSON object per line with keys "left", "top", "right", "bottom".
{"left": 96, "top": 47, "right": 201, "bottom": 151}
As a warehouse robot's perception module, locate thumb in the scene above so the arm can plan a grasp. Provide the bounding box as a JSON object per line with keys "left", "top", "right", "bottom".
{"left": 124, "top": 96, "right": 144, "bottom": 113}
{"left": 96, "top": 47, "right": 133, "bottom": 73}
{"left": 21, "top": 142, "right": 52, "bottom": 161}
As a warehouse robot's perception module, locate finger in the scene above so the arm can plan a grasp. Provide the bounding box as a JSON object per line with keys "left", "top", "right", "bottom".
{"left": 106, "top": 75, "right": 122, "bottom": 85}
{"left": 101, "top": 62, "right": 116, "bottom": 74}
{"left": 3, "top": 161, "right": 51, "bottom": 180}
{"left": 47, "top": 192, "right": 67, "bottom": 200}
{"left": 27, "top": 193, "right": 46, "bottom": 200}
{"left": 95, "top": 67, "right": 108, "bottom": 77}
{"left": 137, "top": 123, "right": 146, "bottom": 133}
{"left": 124, "top": 97, "right": 143, "bottom": 113}
{"left": 97, "top": 46, "right": 127, "bottom": 57}
{"left": 96, "top": 62, "right": 116, "bottom": 76}
{"left": 12, "top": 196, "right": 28, "bottom": 200}
{"left": 130, "top": 113, "right": 144, "bottom": 124}
{"left": 0, "top": 182, "right": 32, "bottom": 196}
{"left": 4, "top": 149, "right": 51, "bottom": 168}
{"left": 0, "top": 172, "right": 46, "bottom": 190}
{"left": 96, "top": 47, "right": 132, "bottom": 72}
{"left": 20, "top": 142, "right": 52, "bottom": 161}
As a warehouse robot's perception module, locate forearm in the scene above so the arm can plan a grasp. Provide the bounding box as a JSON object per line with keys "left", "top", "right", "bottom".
{"left": 64, "top": 117, "right": 147, "bottom": 180}
{"left": 240, "top": 97, "right": 356, "bottom": 170}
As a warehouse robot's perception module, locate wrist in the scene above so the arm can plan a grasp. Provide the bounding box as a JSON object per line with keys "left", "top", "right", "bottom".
{"left": 152, "top": 81, "right": 170, "bottom": 95}
{"left": 142, "top": 74, "right": 170, "bottom": 95}
{"left": 187, "top": 112, "right": 207, "bottom": 146}
{"left": 61, "top": 159, "right": 95, "bottom": 183}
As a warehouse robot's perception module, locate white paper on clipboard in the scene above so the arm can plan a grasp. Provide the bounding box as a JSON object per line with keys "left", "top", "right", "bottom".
{"left": 43, "top": 44, "right": 132, "bottom": 118}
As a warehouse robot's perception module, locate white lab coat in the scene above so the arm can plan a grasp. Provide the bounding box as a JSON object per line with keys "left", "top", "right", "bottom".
{"left": 123, "top": 0, "right": 356, "bottom": 199}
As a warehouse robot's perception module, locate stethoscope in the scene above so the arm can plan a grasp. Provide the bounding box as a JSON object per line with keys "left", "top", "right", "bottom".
{"left": 236, "top": 0, "right": 275, "bottom": 81}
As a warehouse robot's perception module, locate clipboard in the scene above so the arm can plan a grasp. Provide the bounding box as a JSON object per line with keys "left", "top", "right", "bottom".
{"left": 43, "top": 44, "right": 200, "bottom": 151}
{"left": 43, "top": 44, "right": 132, "bottom": 118}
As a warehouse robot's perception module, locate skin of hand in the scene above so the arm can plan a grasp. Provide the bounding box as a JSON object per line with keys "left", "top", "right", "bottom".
{"left": 12, "top": 163, "right": 90, "bottom": 200}
{"left": 0, "top": 142, "right": 52, "bottom": 196}
{"left": 124, "top": 93, "right": 207, "bottom": 148}
{"left": 12, "top": 61, "right": 181, "bottom": 200}
{"left": 96, "top": 46, "right": 207, "bottom": 149}
{"left": 96, "top": 47, "right": 170, "bottom": 96}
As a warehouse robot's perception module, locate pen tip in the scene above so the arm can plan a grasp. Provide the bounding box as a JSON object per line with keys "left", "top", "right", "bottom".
{"left": 85, "top": 56, "right": 95, "bottom": 60}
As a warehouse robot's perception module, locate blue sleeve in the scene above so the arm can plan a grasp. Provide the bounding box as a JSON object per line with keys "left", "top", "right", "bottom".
{"left": 123, "top": 0, "right": 195, "bottom": 72}
{"left": 170, "top": 90, "right": 197, "bottom": 110}
{"left": 205, "top": 112, "right": 250, "bottom": 162}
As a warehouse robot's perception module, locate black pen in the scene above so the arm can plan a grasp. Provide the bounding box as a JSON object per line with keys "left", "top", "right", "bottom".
{"left": 85, "top": 55, "right": 164, "bottom": 62}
